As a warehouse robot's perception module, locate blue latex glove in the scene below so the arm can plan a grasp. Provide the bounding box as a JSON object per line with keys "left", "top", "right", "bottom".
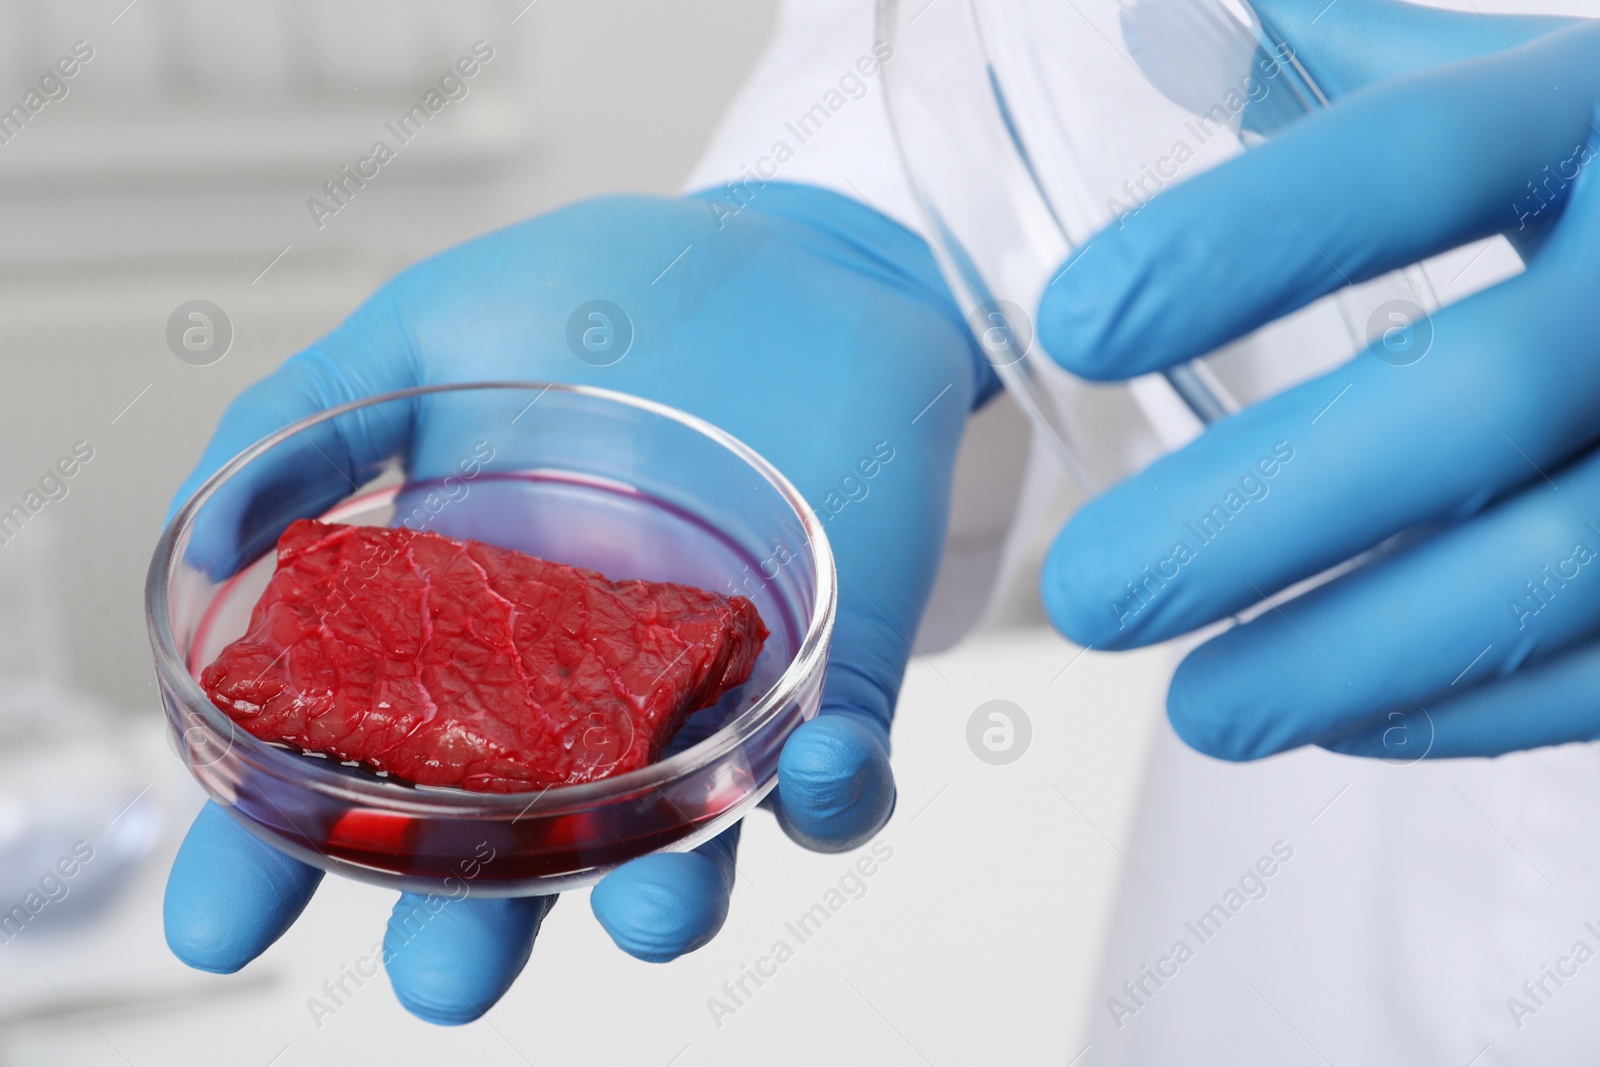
{"left": 1038, "top": 3, "right": 1600, "bottom": 762}
{"left": 162, "top": 183, "right": 991, "bottom": 1023}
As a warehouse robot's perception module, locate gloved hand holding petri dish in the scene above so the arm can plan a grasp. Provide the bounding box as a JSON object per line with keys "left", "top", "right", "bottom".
{"left": 148, "top": 186, "right": 990, "bottom": 1024}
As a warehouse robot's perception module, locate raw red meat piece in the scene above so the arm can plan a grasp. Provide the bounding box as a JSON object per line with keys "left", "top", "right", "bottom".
{"left": 200, "top": 519, "right": 768, "bottom": 793}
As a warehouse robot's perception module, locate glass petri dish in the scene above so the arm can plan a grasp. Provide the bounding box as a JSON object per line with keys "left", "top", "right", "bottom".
{"left": 147, "top": 383, "right": 835, "bottom": 896}
{"left": 880, "top": 0, "right": 1440, "bottom": 490}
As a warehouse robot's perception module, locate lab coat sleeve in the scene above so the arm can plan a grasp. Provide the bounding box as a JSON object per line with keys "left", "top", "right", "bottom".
{"left": 684, "top": 0, "right": 1063, "bottom": 648}
{"left": 682, "top": 0, "right": 923, "bottom": 235}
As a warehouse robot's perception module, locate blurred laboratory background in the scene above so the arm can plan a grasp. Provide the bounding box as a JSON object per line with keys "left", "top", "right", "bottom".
{"left": 0, "top": 0, "right": 784, "bottom": 707}
{"left": 0, "top": 2, "right": 1160, "bottom": 1065}
{"left": 8, "top": 0, "right": 1599, "bottom": 1064}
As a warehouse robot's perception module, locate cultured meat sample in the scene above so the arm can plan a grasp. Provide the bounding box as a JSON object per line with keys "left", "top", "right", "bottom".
{"left": 201, "top": 519, "right": 768, "bottom": 793}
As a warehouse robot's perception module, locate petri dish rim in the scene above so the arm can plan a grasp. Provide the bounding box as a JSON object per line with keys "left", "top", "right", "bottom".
{"left": 146, "top": 380, "right": 837, "bottom": 819}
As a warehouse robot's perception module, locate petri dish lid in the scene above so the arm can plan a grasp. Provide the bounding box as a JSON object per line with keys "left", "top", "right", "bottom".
{"left": 879, "top": 0, "right": 1438, "bottom": 490}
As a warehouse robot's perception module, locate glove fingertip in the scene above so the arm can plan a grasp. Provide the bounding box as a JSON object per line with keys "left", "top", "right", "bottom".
{"left": 1037, "top": 257, "right": 1124, "bottom": 381}
{"left": 384, "top": 894, "right": 553, "bottom": 1026}
{"left": 1040, "top": 511, "right": 1147, "bottom": 652}
{"left": 388, "top": 967, "right": 492, "bottom": 1028}
{"left": 164, "top": 801, "right": 323, "bottom": 973}
{"left": 591, "top": 852, "right": 731, "bottom": 963}
{"left": 774, "top": 714, "right": 894, "bottom": 853}
{"left": 164, "top": 921, "right": 248, "bottom": 976}
{"left": 391, "top": 992, "right": 482, "bottom": 1028}
{"left": 1167, "top": 648, "right": 1276, "bottom": 763}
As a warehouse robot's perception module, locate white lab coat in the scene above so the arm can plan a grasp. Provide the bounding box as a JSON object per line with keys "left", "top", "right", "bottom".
{"left": 686, "top": 2, "right": 1600, "bottom": 1063}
